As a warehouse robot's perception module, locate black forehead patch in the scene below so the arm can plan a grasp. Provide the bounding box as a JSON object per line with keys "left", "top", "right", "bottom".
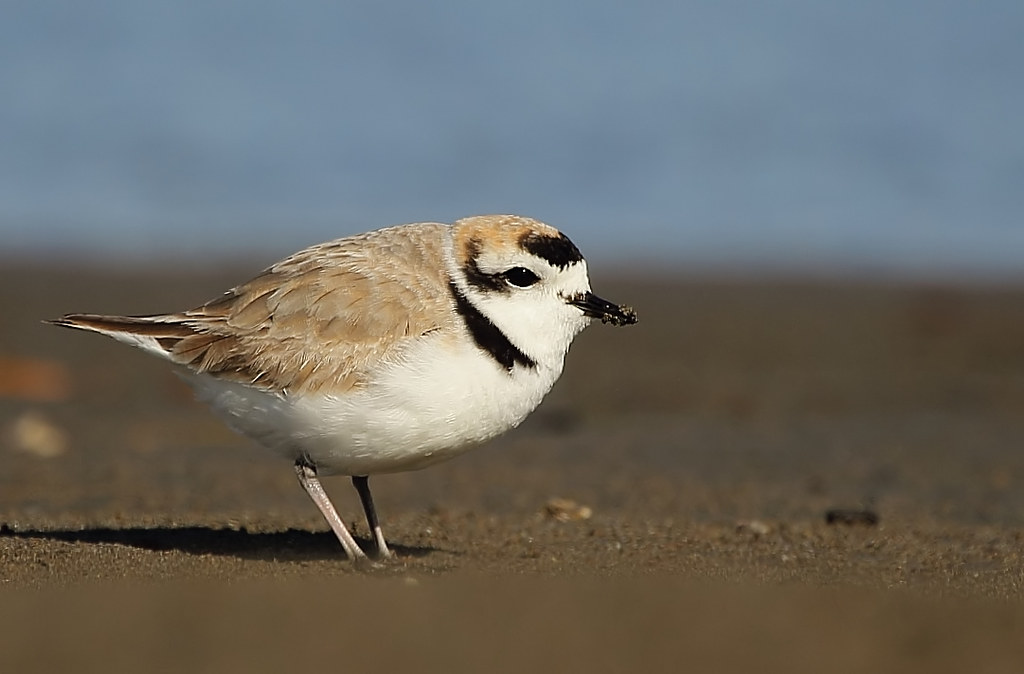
{"left": 519, "top": 232, "right": 583, "bottom": 270}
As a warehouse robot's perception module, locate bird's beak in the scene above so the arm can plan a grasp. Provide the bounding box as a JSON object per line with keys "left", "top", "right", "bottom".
{"left": 568, "top": 292, "right": 638, "bottom": 326}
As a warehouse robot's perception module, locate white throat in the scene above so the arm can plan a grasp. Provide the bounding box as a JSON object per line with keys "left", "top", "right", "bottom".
{"left": 443, "top": 232, "right": 592, "bottom": 375}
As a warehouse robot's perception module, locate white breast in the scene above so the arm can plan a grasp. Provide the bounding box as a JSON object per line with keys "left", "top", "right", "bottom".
{"left": 186, "top": 335, "right": 565, "bottom": 476}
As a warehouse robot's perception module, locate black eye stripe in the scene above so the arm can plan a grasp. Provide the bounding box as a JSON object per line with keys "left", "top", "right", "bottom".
{"left": 462, "top": 239, "right": 545, "bottom": 293}
{"left": 462, "top": 238, "right": 507, "bottom": 293}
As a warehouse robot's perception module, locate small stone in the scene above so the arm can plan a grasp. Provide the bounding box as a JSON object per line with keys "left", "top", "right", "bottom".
{"left": 825, "top": 508, "right": 879, "bottom": 526}
{"left": 543, "top": 497, "right": 593, "bottom": 522}
{"left": 9, "top": 411, "right": 69, "bottom": 458}
{"left": 736, "top": 519, "right": 771, "bottom": 536}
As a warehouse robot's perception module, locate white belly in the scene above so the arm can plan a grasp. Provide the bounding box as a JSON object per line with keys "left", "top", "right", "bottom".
{"left": 187, "top": 339, "right": 564, "bottom": 475}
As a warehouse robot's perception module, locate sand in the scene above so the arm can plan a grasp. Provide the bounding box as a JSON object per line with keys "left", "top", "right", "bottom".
{"left": 1, "top": 264, "right": 1023, "bottom": 672}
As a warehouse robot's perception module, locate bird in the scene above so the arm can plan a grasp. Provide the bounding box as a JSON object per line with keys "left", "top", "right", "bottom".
{"left": 49, "top": 214, "right": 638, "bottom": 565}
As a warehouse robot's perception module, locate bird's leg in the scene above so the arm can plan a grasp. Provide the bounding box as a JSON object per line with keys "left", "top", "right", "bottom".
{"left": 294, "top": 460, "right": 369, "bottom": 564}
{"left": 352, "top": 475, "right": 393, "bottom": 559}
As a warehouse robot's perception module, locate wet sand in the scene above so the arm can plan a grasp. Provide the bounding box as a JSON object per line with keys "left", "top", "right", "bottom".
{"left": 2, "top": 264, "right": 1024, "bottom": 671}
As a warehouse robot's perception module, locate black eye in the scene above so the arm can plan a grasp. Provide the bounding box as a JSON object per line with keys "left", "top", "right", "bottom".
{"left": 502, "top": 267, "right": 540, "bottom": 288}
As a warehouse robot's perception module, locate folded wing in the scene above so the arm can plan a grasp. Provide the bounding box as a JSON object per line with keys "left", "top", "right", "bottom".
{"left": 50, "top": 224, "right": 455, "bottom": 394}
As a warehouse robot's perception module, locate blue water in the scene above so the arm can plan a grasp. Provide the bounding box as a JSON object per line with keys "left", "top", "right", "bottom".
{"left": 2, "top": 1, "right": 1023, "bottom": 277}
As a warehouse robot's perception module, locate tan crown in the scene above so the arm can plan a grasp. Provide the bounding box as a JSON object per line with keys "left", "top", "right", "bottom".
{"left": 450, "top": 215, "right": 562, "bottom": 268}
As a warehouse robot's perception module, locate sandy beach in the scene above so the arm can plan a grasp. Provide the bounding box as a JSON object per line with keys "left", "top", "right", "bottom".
{"left": 2, "top": 264, "right": 1023, "bottom": 672}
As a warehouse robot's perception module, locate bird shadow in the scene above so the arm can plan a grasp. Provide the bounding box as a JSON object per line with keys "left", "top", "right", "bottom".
{"left": 0, "top": 524, "right": 439, "bottom": 562}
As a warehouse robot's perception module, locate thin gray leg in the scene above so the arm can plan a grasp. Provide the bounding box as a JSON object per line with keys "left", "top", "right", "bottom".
{"left": 294, "top": 461, "right": 368, "bottom": 563}
{"left": 352, "top": 475, "right": 393, "bottom": 559}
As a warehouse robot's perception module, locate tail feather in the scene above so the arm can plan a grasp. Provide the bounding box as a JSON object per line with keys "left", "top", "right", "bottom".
{"left": 48, "top": 313, "right": 187, "bottom": 333}
{"left": 47, "top": 313, "right": 195, "bottom": 360}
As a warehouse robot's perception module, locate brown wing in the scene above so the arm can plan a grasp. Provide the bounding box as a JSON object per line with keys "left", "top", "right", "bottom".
{"left": 153, "top": 223, "right": 455, "bottom": 393}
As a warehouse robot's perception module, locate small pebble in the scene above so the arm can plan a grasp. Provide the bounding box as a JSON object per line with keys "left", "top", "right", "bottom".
{"left": 825, "top": 508, "right": 879, "bottom": 526}
{"left": 543, "top": 498, "right": 593, "bottom": 522}
{"left": 9, "top": 411, "right": 68, "bottom": 458}
{"left": 736, "top": 520, "right": 771, "bottom": 536}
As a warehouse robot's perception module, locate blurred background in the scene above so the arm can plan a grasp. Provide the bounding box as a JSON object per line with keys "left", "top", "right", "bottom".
{"left": 5, "top": 7, "right": 1024, "bottom": 657}
{"left": 2, "top": 0, "right": 1022, "bottom": 277}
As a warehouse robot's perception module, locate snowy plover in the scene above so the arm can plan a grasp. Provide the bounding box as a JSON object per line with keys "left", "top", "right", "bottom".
{"left": 50, "top": 214, "right": 637, "bottom": 564}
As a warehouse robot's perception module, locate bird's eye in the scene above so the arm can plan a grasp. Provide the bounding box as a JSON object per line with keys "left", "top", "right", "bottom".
{"left": 502, "top": 267, "right": 540, "bottom": 288}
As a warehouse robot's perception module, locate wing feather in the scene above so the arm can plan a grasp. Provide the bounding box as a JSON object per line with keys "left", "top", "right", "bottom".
{"left": 54, "top": 223, "right": 457, "bottom": 394}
